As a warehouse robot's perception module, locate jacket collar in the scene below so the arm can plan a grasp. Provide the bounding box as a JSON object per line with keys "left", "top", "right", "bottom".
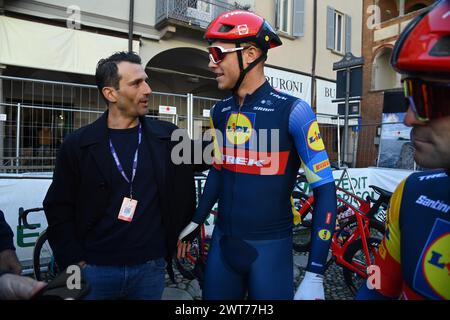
{"left": 78, "top": 110, "right": 169, "bottom": 190}
{"left": 79, "top": 110, "right": 171, "bottom": 147}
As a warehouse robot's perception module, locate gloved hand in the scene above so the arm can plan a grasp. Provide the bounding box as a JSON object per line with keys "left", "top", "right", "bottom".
{"left": 0, "top": 273, "right": 46, "bottom": 300}
{"left": 0, "top": 249, "right": 22, "bottom": 275}
{"left": 177, "top": 222, "right": 200, "bottom": 259}
{"left": 294, "top": 271, "right": 325, "bottom": 300}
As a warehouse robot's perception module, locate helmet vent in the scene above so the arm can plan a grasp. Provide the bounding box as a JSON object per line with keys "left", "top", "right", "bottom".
{"left": 430, "top": 35, "right": 450, "bottom": 57}
{"left": 218, "top": 24, "right": 234, "bottom": 33}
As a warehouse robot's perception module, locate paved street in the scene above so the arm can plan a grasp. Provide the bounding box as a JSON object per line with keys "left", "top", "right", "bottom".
{"left": 163, "top": 251, "right": 355, "bottom": 300}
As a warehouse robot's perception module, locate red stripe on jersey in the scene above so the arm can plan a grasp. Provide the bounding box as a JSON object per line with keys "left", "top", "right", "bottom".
{"left": 374, "top": 239, "right": 404, "bottom": 298}
{"left": 219, "top": 147, "right": 290, "bottom": 175}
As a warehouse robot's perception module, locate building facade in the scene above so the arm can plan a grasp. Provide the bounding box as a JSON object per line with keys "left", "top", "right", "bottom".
{"left": 358, "top": 0, "right": 435, "bottom": 168}
{"left": 0, "top": 0, "right": 363, "bottom": 172}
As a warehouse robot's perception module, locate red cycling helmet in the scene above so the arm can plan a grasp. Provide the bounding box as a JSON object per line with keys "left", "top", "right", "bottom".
{"left": 391, "top": 0, "right": 450, "bottom": 76}
{"left": 205, "top": 10, "right": 281, "bottom": 92}
{"left": 205, "top": 10, "right": 282, "bottom": 51}
{"left": 391, "top": 0, "right": 450, "bottom": 121}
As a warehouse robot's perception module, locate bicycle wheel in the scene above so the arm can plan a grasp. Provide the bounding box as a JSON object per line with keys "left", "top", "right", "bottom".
{"left": 33, "top": 230, "right": 60, "bottom": 282}
{"left": 342, "top": 237, "right": 381, "bottom": 295}
{"left": 292, "top": 192, "right": 313, "bottom": 253}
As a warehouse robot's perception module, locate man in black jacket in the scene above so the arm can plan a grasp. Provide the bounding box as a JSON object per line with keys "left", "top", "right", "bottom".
{"left": 43, "top": 51, "right": 203, "bottom": 299}
{"left": 0, "top": 210, "right": 21, "bottom": 275}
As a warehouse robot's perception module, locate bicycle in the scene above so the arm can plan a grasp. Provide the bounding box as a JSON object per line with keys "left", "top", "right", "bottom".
{"left": 173, "top": 172, "right": 217, "bottom": 288}
{"left": 291, "top": 166, "right": 392, "bottom": 294}
{"left": 18, "top": 207, "right": 59, "bottom": 282}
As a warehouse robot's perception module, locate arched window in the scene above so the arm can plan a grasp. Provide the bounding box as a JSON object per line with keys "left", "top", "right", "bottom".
{"left": 377, "top": 0, "right": 399, "bottom": 22}
{"left": 372, "top": 47, "right": 400, "bottom": 90}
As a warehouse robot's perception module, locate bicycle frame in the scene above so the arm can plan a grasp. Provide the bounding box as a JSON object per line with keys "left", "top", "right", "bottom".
{"left": 295, "top": 171, "right": 381, "bottom": 279}
{"left": 329, "top": 192, "right": 377, "bottom": 278}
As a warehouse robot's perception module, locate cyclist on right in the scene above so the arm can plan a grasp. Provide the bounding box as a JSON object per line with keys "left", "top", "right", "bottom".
{"left": 357, "top": 0, "right": 449, "bottom": 300}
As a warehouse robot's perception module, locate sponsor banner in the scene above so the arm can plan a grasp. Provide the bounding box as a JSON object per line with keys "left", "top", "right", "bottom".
{"left": 333, "top": 168, "right": 413, "bottom": 209}
{"left": 0, "top": 175, "right": 52, "bottom": 271}
{"left": 297, "top": 167, "right": 413, "bottom": 207}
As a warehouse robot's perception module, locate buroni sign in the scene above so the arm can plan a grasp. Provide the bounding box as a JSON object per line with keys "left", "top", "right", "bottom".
{"left": 264, "top": 66, "right": 311, "bottom": 103}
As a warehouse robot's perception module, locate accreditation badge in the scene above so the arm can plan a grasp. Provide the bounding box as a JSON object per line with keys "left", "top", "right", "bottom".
{"left": 118, "top": 197, "right": 138, "bottom": 222}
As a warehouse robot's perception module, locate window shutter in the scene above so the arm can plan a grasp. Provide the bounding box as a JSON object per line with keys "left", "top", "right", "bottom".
{"left": 345, "top": 14, "right": 352, "bottom": 53}
{"left": 275, "top": 0, "right": 280, "bottom": 30}
{"left": 327, "top": 6, "right": 335, "bottom": 50}
{"left": 293, "top": 0, "right": 305, "bottom": 37}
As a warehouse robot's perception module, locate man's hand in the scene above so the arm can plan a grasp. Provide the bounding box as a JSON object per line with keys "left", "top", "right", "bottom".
{"left": 177, "top": 222, "right": 199, "bottom": 259}
{"left": 0, "top": 273, "right": 47, "bottom": 300}
{"left": 294, "top": 271, "right": 325, "bottom": 300}
{"left": 0, "top": 249, "right": 22, "bottom": 275}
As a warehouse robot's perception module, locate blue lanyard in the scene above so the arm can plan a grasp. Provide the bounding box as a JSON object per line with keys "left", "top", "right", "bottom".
{"left": 109, "top": 123, "right": 142, "bottom": 199}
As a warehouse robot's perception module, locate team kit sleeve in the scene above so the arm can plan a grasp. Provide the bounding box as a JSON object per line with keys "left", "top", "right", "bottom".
{"left": 356, "top": 179, "right": 406, "bottom": 300}
{"left": 289, "top": 100, "right": 337, "bottom": 275}
{"left": 192, "top": 109, "right": 222, "bottom": 225}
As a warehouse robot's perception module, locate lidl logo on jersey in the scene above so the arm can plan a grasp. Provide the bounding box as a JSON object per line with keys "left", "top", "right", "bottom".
{"left": 414, "top": 218, "right": 450, "bottom": 300}
{"left": 307, "top": 121, "right": 325, "bottom": 151}
{"left": 318, "top": 229, "right": 331, "bottom": 241}
{"left": 226, "top": 112, "right": 256, "bottom": 145}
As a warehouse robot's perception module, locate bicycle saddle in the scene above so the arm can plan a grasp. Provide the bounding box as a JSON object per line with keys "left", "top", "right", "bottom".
{"left": 369, "top": 185, "right": 393, "bottom": 201}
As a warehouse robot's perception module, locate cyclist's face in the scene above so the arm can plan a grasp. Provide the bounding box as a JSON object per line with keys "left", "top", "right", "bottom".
{"left": 404, "top": 107, "right": 450, "bottom": 169}
{"left": 208, "top": 41, "right": 241, "bottom": 91}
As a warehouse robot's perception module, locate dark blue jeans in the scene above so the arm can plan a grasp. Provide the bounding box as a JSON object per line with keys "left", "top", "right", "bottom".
{"left": 82, "top": 258, "right": 166, "bottom": 300}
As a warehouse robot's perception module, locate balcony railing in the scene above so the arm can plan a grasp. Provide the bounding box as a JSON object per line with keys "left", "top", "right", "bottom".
{"left": 156, "top": 0, "right": 239, "bottom": 29}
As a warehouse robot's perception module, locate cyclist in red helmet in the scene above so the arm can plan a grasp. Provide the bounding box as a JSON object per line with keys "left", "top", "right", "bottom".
{"left": 178, "top": 10, "right": 337, "bottom": 300}
{"left": 357, "top": 0, "right": 450, "bottom": 300}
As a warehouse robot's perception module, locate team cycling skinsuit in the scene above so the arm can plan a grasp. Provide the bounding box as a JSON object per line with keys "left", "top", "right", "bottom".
{"left": 358, "top": 170, "right": 450, "bottom": 300}
{"left": 193, "top": 80, "right": 337, "bottom": 299}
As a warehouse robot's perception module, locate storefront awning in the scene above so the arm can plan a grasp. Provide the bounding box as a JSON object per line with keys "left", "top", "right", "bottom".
{"left": 0, "top": 16, "right": 140, "bottom": 75}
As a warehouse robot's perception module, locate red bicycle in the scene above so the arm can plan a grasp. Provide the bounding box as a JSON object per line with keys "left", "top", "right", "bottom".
{"left": 174, "top": 173, "right": 217, "bottom": 288}
{"left": 292, "top": 168, "right": 392, "bottom": 294}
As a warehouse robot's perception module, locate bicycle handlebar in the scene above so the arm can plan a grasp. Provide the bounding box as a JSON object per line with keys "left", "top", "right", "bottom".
{"left": 18, "top": 207, "right": 44, "bottom": 230}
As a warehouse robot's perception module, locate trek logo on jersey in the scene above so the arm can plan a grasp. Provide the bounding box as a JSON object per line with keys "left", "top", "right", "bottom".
{"left": 314, "top": 159, "right": 330, "bottom": 173}
{"left": 269, "top": 91, "right": 288, "bottom": 101}
{"left": 318, "top": 229, "right": 331, "bottom": 241}
{"left": 414, "top": 219, "right": 450, "bottom": 300}
{"left": 220, "top": 147, "right": 290, "bottom": 175}
{"left": 307, "top": 121, "right": 325, "bottom": 151}
{"left": 418, "top": 172, "right": 448, "bottom": 181}
{"left": 416, "top": 196, "right": 450, "bottom": 214}
{"left": 226, "top": 112, "right": 255, "bottom": 145}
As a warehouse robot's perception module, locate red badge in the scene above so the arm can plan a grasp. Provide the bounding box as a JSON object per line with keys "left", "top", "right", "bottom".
{"left": 325, "top": 212, "right": 332, "bottom": 225}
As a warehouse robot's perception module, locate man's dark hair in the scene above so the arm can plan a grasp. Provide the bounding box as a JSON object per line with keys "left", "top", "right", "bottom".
{"left": 95, "top": 51, "right": 142, "bottom": 106}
